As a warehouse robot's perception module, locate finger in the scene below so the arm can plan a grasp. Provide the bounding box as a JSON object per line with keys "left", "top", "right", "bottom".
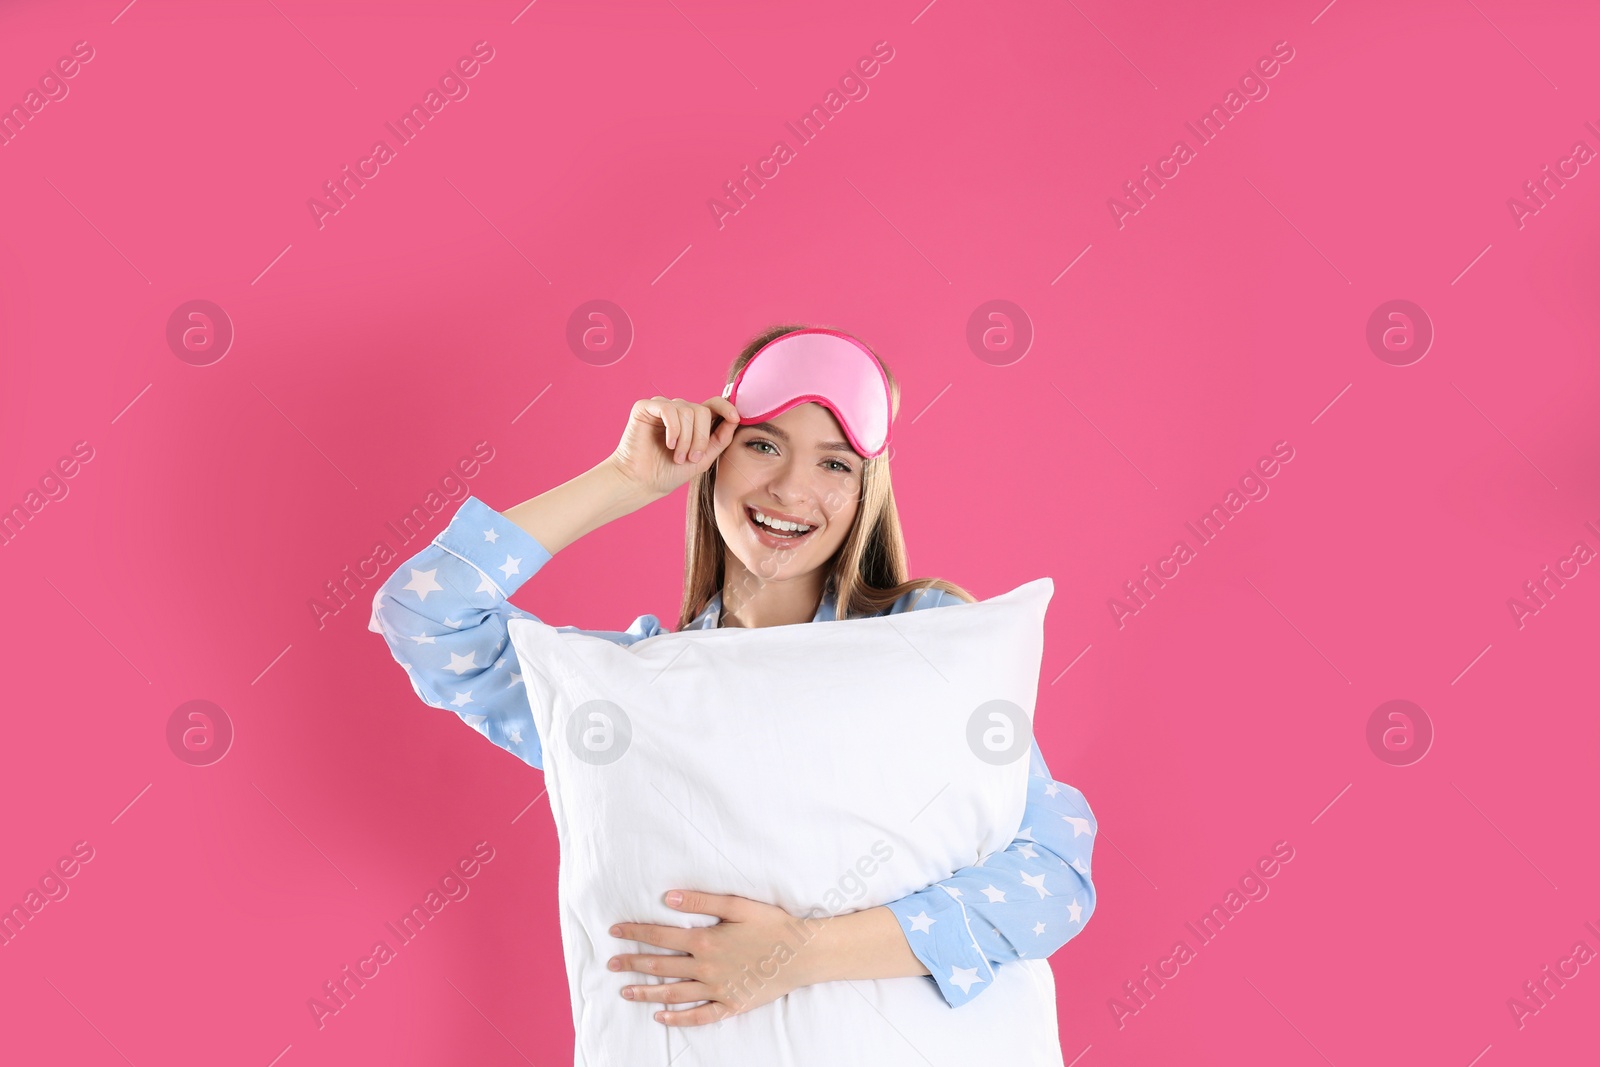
{"left": 673, "top": 402, "right": 693, "bottom": 464}
{"left": 703, "top": 400, "right": 739, "bottom": 455}
{"left": 713, "top": 416, "right": 737, "bottom": 453}
{"left": 705, "top": 396, "right": 740, "bottom": 426}
{"left": 686, "top": 404, "right": 712, "bottom": 464}
{"left": 657, "top": 1002, "right": 734, "bottom": 1026}
{"left": 643, "top": 398, "right": 675, "bottom": 451}
{"left": 610, "top": 951, "right": 699, "bottom": 979}
{"left": 624, "top": 978, "right": 711, "bottom": 1004}
{"left": 666, "top": 890, "right": 742, "bottom": 919}
{"left": 611, "top": 922, "right": 698, "bottom": 952}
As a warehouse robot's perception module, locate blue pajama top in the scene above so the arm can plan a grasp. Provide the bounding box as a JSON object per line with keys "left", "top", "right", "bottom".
{"left": 368, "top": 494, "right": 1098, "bottom": 1007}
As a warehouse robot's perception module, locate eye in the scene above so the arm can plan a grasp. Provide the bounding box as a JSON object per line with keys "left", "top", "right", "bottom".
{"left": 746, "top": 438, "right": 852, "bottom": 474}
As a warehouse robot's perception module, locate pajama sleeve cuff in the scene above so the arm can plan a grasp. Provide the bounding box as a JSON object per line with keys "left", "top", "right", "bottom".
{"left": 883, "top": 884, "right": 999, "bottom": 1007}
{"left": 432, "top": 495, "right": 553, "bottom": 598}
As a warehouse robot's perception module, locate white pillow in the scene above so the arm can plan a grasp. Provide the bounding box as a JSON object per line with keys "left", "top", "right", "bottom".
{"left": 507, "top": 577, "right": 1065, "bottom": 1066}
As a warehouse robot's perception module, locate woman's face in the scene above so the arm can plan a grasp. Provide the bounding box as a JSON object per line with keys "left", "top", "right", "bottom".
{"left": 712, "top": 401, "right": 864, "bottom": 587}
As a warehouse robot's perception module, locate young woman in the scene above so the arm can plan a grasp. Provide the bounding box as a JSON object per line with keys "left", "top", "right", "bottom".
{"left": 369, "top": 323, "right": 1099, "bottom": 1026}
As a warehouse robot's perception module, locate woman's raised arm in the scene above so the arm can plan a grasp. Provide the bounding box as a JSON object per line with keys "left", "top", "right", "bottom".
{"left": 367, "top": 394, "right": 740, "bottom": 768}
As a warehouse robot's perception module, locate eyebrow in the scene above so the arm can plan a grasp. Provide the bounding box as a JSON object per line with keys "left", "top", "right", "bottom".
{"left": 742, "top": 421, "right": 858, "bottom": 454}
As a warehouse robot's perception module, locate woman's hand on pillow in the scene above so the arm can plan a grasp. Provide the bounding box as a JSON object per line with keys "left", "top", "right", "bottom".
{"left": 608, "top": 890, "right": 821, "bottom": 1026}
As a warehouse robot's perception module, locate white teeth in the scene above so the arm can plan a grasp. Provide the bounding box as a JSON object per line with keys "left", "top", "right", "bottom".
{"left": 751, "top": 508, "right": 812, "bottom": 533}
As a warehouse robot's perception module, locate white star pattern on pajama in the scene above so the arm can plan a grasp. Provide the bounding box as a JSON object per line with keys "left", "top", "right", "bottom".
{"left": 369, "top": 495, "right": 1099, "bottom": 1008}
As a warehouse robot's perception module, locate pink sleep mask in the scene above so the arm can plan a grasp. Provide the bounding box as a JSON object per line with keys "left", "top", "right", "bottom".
{"left": 721, "top": 328, "right": 894, "bottom": 458}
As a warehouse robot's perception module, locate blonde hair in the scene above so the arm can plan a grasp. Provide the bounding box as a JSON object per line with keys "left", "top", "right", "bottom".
{"left": 676, "top": 323, "right": 976, "bottom": 631}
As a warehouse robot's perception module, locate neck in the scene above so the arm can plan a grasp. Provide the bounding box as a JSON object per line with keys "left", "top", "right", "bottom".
{"left": 719, "top": 557, "right": 829, "bottom": 628}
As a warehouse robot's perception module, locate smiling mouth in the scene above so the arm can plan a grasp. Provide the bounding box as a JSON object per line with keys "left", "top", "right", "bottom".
{"left": 745, "top": 505, "right": 817, "bottom": 544}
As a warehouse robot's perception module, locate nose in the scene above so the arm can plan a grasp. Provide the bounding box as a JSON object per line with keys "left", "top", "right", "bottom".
{"left": 761, "top": 456, "right": 818, "bottom": 510}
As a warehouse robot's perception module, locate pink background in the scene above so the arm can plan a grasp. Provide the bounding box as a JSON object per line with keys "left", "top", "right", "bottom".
{"left": 3, "top": 0, "right": 1598, "bottom": 1063}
